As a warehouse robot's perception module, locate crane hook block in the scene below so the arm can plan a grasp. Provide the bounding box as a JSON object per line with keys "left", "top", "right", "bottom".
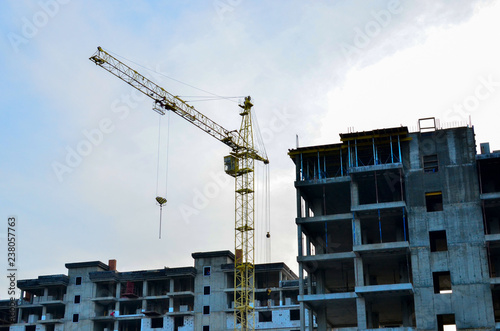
{"left": 156, "top": 196, "right": 167, "bottom": 206}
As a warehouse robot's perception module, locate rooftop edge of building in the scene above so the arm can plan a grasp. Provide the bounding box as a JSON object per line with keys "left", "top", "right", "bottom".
{"left": 192, "top": 250, "right": 235, "bottom": 260}
{"left": 65, "top": 261, "right": 109, "bottom": 271}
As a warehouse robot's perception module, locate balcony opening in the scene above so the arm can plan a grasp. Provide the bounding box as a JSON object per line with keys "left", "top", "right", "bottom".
{"left": 478, "top": 157, "right": 500, "bottom": 193}
{"left": 173, "top": 296, "right": 194, "bottom": 312}
{"left": 147, "top": 279, "right": 170, "bottom": 296}
{"left": 119, "top": 299, "right": 142, "bottom": 315}
{"left": 366, "top": 296, "right": 415, "bottom": 328}
{"left": 319, "top": 260, "right": 355, "bottom": 293}
{"left": 173, "top": 277, "right": 194, "bottom": 292}
{"left": 361, "top": 213, "right": 408, "bottom": 244}
{"left": 437, "top": 314, "right": 456, "bottom": 331}
{"left": 311, "top": 219, "right": 353, "bottom": 254}
{"left": 433, "top": 271, "right": 452, "bottom": 294}
{"left": 426, "top": 192, "right": 443, "bottom": 212}
{"left": 144, "top": 298, "right": 169, "bottom": 316}
{"left": 430, "top": 230, "right": 447, "bottom": 252}
{"left": 483, "top": 200, "right": 500, "bottom": 235}
{"left": 303, "top": 182, "right": 351, "bottom": 216}
{"left": 96, "top": 282, "right": 116, "bottom": 297}
{"left": 357, "top": 170, "right": 404, "bottom": 205}
{"left": 363, "top": 254, "right": 412, "bottom": 286}
{"left": 256, "top": 270, "right": 280, "bottom": 289}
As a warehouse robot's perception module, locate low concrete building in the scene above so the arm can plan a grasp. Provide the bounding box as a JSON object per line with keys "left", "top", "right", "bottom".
{"left": 1, "top": 251, "right": 304, "bottom": 331}
{"left": 289, "top": 119, "right": 500, "bottom": 330}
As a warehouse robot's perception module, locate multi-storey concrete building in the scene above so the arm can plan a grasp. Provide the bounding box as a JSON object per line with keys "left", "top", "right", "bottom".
{"left": 1, "top": 251, "right": 303, "bottom": 331}
{"left": 289, "top": 119, "right": 500, "bottom": 330}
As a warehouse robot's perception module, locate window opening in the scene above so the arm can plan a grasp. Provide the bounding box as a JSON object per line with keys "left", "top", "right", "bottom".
{"left": 426, "top": 192, "right": 443, "bottom": 212}
{"left": 433, "top": 271, "right": 452, "bottom": 294}
{"left": 430, "top": 230, "right": 448, "bottom": 252}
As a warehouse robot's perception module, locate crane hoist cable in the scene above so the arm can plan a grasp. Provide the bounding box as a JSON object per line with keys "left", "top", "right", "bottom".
{"left": 155, "top": 108, "right": 171, "bottom": 239}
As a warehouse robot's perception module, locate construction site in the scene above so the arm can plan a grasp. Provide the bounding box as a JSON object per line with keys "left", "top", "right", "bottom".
{"left": 0, "top": 38, "right": 499, "bottom": 331}
{"left": 1, "top": 119, "right": 499, "bottom": 330}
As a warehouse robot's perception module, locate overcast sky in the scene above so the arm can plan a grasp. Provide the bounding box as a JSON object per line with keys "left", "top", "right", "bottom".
{"left": 1, "top": 0, "right": 500, "bottom": 296}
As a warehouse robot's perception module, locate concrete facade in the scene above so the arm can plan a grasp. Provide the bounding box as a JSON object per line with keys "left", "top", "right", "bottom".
{"left": 1, "top": 251, "right": 303, "bottom": 331}
{"left": 289, "top": 122, "right": 499, "bottom": 330}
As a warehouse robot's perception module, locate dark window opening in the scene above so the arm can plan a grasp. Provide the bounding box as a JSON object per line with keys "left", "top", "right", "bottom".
{"left": 430, "top": 230, "right": 448, "bottom": 252}
{"left": 437, "top": 314, "right": 456, "bottom": 331}
{"left": 25, "top": 326, "right": 36, "bottom": 331}
{"left": 203, "top": 305, "right": 210, "bottom": 315}
{"left": 203, "top": 326, "right": 210, "bottom": 331}
{"left": 424, "top": 154, "right": 439, "bottom": 173}
{"left": 75, "top": 277, "right": 82, "bottom": 285}
{"left": 151, "top": 317, "right": 163, "bottom": 328}
{"left": 203, "top": 267, "right": 211, "bottom": 276}
{"left": 74, "top": 295, "right": 81, "bottom": 304}
{"left": 259, "top": 311, "right": 272, "bottom": 322}
{"left": 174, "top": 316, "right": 184, "bottom": 329}
{"left": 290, "top": 309, "right": 300, "bottom": 321}
{"left": 433, "top": 271, "right": 452, "bottom": 294}
{"left": 478, "top": 158, "right": 500, "bottom": 193}
{"left": 426, "top": 192, "right": 443, "bottom": 212}
{"left": 204, "top": 286, "right": 210, "bottom": 295}
{"left": 73, "top": 314, "right": 79, "bottom": 322}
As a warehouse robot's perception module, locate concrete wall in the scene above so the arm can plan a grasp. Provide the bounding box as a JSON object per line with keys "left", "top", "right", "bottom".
{"left": 406, "top": 128, "right": 495, "bottom": 330}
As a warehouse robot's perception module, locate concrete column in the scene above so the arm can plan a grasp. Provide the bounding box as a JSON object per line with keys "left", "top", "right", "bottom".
{"left": 356, "top": 297, "right": 367, "bottom": 329}
{"left": 354, "top": 257, "right": 364, "bottom": 286}
{"left": 316, "top": 305, "right": 327, "bottom": 331}
{"left": 354, "top": 217, "right": 362, "bottom": 246}
{"left": 169, "top": 279, "right": 174, "bottom": 312}
{"left": 17, "top": 307, "right": 22, "bottom": 324}
{"left": 351, "top": 179, "right": 359, "bottom": 207}
{"left": 299, "top": 263, "right": 306, "bottom": 331}
{"left": 279, "top": 271, "right": 283, "bottom": 306}
{"left": 115, "top": 282, "right": 121, "bottom": 316}
{"left": 316, "top": 270, "right": 326, "bottom": 294}
{"left": 142, "top": 281, "right": 148, "bottom": 310}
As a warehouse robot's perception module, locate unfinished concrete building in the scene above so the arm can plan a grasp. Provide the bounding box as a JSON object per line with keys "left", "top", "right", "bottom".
{"left": 289, "top": 119, "right": 499, "bottom": 330}
{"left": 2, "top": 251, "right": 302, "bottom": 331}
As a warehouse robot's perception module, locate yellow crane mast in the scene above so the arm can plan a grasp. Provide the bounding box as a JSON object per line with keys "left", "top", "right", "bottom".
{"left": 89, "top": 47, "right": 268, "bottom": 331}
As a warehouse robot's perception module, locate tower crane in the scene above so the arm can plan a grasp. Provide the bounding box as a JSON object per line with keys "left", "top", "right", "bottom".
{"left": 90, "top": 47, "right": 268, "bottom": 331}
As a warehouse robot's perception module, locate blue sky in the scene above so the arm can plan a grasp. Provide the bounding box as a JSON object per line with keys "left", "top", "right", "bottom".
{"left": 1, "top": 0, "right": 499, "bottom": 296}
